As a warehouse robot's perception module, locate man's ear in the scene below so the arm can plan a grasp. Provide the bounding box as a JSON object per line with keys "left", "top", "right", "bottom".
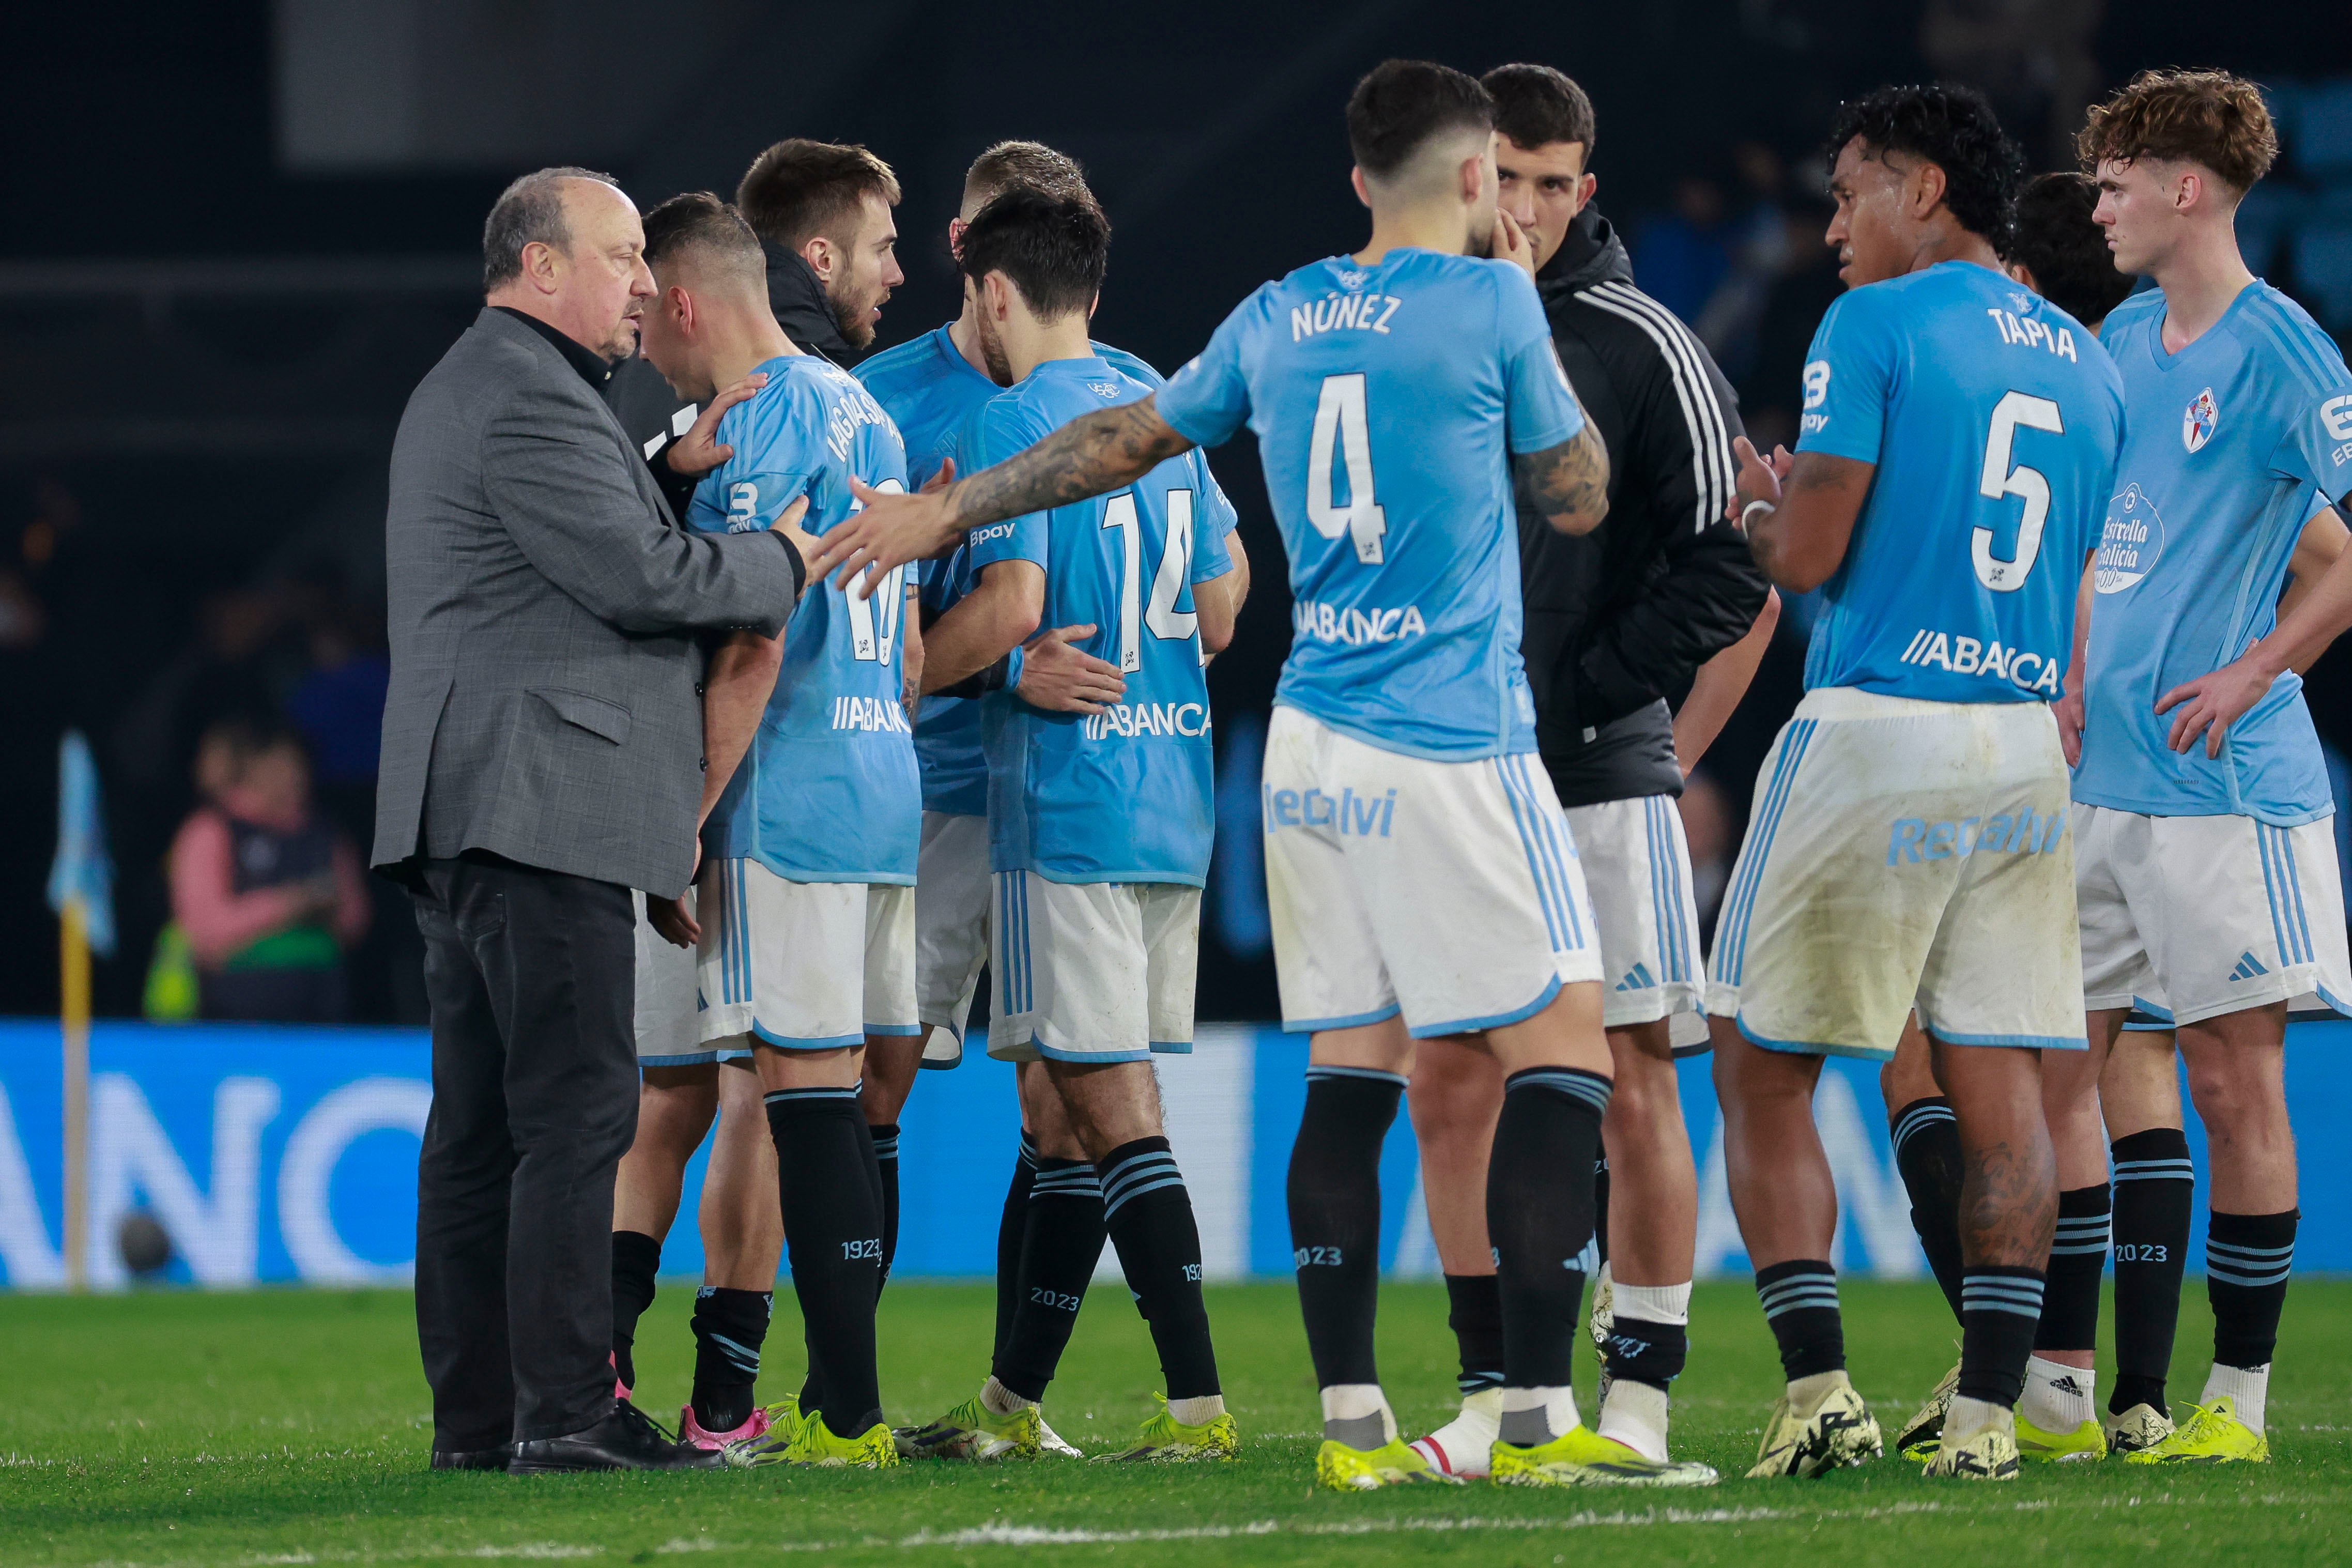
{"left": 1459, "top": 153, "right": 1485, "bottom": 206}
{"left": 1910, "top": 158, "right": 1949, "bottom": 221}
{"left": 2174, "top": 166, "right": 2205, "bottom": 215}
{"left": 802, "top": 234, "right": 835, "bottom": 284}
{"left": 947, "top": 216, "right": 969, "bottom": 262}
{"left": 1349, "top": 165, "right": 1373, "bottom": 209}
{"left": 522, "top": 238, "right": 563, "bottom": 295}
{"left": 980, "top": 271, "right": 1009, "bottom": 320}
{"left": 1579, "top": 172, "right": 1600, "bottom": 209}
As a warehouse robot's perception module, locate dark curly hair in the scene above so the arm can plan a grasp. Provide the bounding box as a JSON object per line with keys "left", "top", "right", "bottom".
{"left": 2008, "top": 173, "right": 2134, "bottom": 328}
{"left": 1825, "top": 83, "right": 2024, "bottom": 250}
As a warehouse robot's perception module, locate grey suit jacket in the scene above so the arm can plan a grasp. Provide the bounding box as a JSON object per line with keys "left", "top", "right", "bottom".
{"left": 375, "top": 307, "right": 799, "bottom": 898}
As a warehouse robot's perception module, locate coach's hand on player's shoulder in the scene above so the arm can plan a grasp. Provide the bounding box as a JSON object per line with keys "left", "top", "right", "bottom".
{"left": 808, "top": 477, "right": 964, "bottom": 597}
{"left": 1017, "top": 624, "right": 1126, "bottom": 714}
{"left": 766, "top": 494, "right": 817, "bottom": 567}
{"left": 666, "top": 372, "right": 770, "bottom": 478}
{"left": 2155, "top": 649, "right": 2284, "bottom": 759}
{"left": 2053, "top": 681, "right": 2086, "bottom": 767}
{"left": 1491, "top": 206, "right": 1536, "bottom": 279}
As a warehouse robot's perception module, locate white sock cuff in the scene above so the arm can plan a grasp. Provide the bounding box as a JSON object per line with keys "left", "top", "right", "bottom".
{"left": 1611, "top": 1281, "right": 1692, "bottom": 1327}
{"left": 1166, "top": 1393, "right": 1226, "bottom": 1427}
{"left": 1500, "top": 1385, "right": 1580, "bottom": 1434}
{"left": 1319, "top": 1383, "right": 1393, "bottom": 1424}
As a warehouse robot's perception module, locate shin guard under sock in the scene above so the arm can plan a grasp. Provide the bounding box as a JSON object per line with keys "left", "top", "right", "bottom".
{"left": 1287, "top": 1067, "right": 1405, "bottom": 1390}
{"left": 1890, "top": 1097, "right": 1967, "bottom": 1323}
{"left": 765, "top": 1087, "right": 883, "bottom": 1437}
{"left": 1098, "top": 1136, "right": 1220, "bottom": 1401}
{"left": 689, "top": 1285, "right": 772, "bottom": 1433}
{"left": 1444, "top": 1273, "right": 1505, "bottom": 1396}
{"left": 2109, "top": 1127, "right": 2193, "bottom": 1415}
{"left": 1488, "top": 1067, "right": 1610, "bottom": 1392}
{"left": 992, "top": 1135, "right": 1040, "bottom": 1365}
{"left": 2035, "top": 1184, "right": 2110, "bottom": 1355}
{"left": 1755, "top": 1260, "right": 1844, "bottom": 1380}
{"left": 993, "top": 1155, "right": 1108, "bottom": 1402}
{"left": 1959, "top": 1267, "right": 2046, "bottom": 1407}
{"left": 2207, "top": 1209, "right": 2297, "bottom": 1373}
{"left": 609, "top": 1229, "right": 662, "bottom": 1392}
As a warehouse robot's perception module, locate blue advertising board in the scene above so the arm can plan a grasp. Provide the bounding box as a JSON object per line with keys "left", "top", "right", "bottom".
{"left": 0, "top": 1019, "right": 2345, "bottom": 1287}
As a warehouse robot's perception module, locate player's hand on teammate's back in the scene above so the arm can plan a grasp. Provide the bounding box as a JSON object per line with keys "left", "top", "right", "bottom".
{"left": 809, "top": 478, "right": 963, "bottom": 596}
{"left": 1016, "top": 624, "right": 1126, "bottom": 714}
{"left": 921, "top": 457, "right": 956, "bottom": 495}
{"left": 2155, "top": 651, "right": 2284, "bottom": 758}
{"left": 666, "top": 372, "right": 770, "bottom": 478}
{"left": 767, "top": 494, "right": 817, "bottom": 567}
{"left": 1491, "top": 207, "right": 1536, "bottom": 278}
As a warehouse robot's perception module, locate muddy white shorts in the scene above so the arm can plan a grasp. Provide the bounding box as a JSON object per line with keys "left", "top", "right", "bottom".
{"left": 695, "top": 857, "right": 919, "bottom": 1053}
{"left": 1705, "top": 687, "right": 2086, "bottom": 1059}
{"left": 987, "top": 872, "right": 1200, "bottom": 1064}
{"left": 634, "top": 888, "right": 709, "bottom": 1066}
{"left": 2076, "top": 804, "right": 2351, "bottom": 1027}
{"left": 1565, "top": 794, "right": 1707, "bottom": 1032}
{"left": 1262, "top": 705, "right": 1603, "bottom": 1039}
{"left": 914, "top": 811, "right": 990, "bottom": 1067}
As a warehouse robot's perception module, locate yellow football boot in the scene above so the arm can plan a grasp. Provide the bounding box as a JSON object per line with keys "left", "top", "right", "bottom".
{"left": 781, "top": 1412, "right": 900, "bottom": 1469}
{"left": 1094, "top": 1398, "right": 1239, "bottom": 1463}
{"left": 1315, "top": 1437, "right": 1461, "bottom": 1490}
{"left": 2015, "top": 1410, "right": 2106, "bottom": 1462}
{"left": 1493, "top": 1425, "right": 1720, "bottom": 1487}
{"left": 2123, "top": 1397, "right": 2269, "bottom": 1465}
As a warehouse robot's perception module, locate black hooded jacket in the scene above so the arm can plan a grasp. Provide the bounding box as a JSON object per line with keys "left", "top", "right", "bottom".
{"left": 607, "top": 248, "right": 860, "bottom": 518}
{"left": 1521, "top": 206, "right": 1770, "bottom": 806}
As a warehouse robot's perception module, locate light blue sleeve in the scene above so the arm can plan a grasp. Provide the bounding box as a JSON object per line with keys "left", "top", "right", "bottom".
{"left": 1188, "top": 452, "right": 1235, "bottom": 584}
{"left": 2265, "top": 334, "right": 2352, "bottom": 507}
{"left": 1199, "top": 458, "right": 1240, "bottom": 538}
{"left": 1497, "top": 263, "right": 1584, "bottom": 455}
{"left": 963, "top": 398, "right": 1055, "bottom": 573}
{"left": 1793, "top": 286, "right": 1898, "bottom": 466}
{"left": 687, "top": 393, "right": 816, "bottom": 534}
{"left": 1155, "top": 296, "right": 1258, "bottom": 448}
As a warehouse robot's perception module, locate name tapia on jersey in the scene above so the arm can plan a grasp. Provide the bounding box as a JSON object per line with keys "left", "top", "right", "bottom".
{"left": 1155, "top": 248, "right": 1586, "bottom": 762}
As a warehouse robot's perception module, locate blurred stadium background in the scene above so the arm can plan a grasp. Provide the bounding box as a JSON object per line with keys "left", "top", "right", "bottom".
{"left": 3, "top": 0, "right": 2350, "bottom": 1290}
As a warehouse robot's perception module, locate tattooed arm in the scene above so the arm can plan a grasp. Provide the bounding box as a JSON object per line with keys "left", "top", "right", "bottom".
{"left": 1729, "top": 436, "right": 1873, "bottom": 594}
{"left": 1515, "top": 421, "right": 1611, "bottom": 535}
{"left": 807, "top": 397, "right": 1196, "bottom": 594}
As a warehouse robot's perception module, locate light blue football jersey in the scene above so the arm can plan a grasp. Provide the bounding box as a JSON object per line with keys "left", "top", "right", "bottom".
{"left": 1795, "top": 261, "right": 2123, "bottom": 704}
{"left": 2073, "top": 282, "right": 2352, "bottom": 825}
{"left": 689, "top": 353, "right": 919, "bottom": 883}
{"left": 961, "top": 356, "right": 1235, "bottom": 885}
{"left": 1155, "top": 249, "right": 1583, "bottom": 761}
{"left": 854, "top": 327, "right": 1235, "bottom": 814}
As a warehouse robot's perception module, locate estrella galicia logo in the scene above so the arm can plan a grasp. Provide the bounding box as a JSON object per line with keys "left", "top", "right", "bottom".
{"left": 2182, "top": 387, "right": 2219, "bottom": 454}
{"left": 2096, "top": 483, "right": 2165, "bottom": 594}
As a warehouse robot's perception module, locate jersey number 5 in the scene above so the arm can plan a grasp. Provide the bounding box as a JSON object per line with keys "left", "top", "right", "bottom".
{"left": 1101, "top": 488, "right": 1199, "bottom": 673}
{"left": 1307, "top": 373, "right": 1387, "bottom": 565}
{"left": 1974, "top": 391, "right": 2065, "bottom": 592}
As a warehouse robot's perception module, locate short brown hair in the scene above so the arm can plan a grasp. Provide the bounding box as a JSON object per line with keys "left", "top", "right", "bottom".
{"left": 1483, "top": 64, "right": 1596, "bottom": 157}
{"left": 964, "top": 140, "right": 1093, "bottom": 214}
{"left": 736, "top": 140, "right": 902, "bottom": 253}
{"left": 2078, "top": 69, "right": 2277, "bottom": 194}
{"left": 640, "top": 191, "right": 764, "bottom": 290}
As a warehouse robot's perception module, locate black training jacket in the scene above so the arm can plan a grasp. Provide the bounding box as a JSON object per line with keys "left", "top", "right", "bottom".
{"left": 1520, "top": 206, "right": 1770, "bottom": 807}
{"left": 607, "top": 247, "right": 862, "bottom": 518}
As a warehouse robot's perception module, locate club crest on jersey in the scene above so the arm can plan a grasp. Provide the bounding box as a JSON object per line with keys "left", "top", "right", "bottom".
{"left": 2007, "top": 290, "right": 2034, "bottom": 314}
{"left": 2182, "top": 387, "right": 2219, "bottom": 453}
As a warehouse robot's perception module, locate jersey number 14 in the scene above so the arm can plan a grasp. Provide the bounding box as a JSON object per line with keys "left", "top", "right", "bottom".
{"left": 1100, "top": 488, "right": 1201, "bottom": 673}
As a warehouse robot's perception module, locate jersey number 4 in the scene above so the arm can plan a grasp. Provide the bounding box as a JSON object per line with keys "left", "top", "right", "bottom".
{"left": 1974, "top": 391, "right": 2064, "bottom": 593}
{"left": 1307, "top": 373, "right": 1387, "bottom": 565}
{"left": 1101, "top": 488, "right": 1200, "bottom": 673}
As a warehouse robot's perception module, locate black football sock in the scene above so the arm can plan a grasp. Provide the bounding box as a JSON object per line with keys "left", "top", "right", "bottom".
{"left": 992, "top": 1155, "right": 1108, "bottom": 1403}
{"left": 2034, "top": 1184, "right": 2110, "bottom": 1355}
{"left": 1606, "top": 1314, "right": 1689, "bottom": 1393}
{"left": 1890, "top": 1097, "right": 1967, "bottom": 1323}
{"left": 992, "top": 1134, "right": 1041, "bottom": 1365}
{"left": 1488, "top": 1067, "right": 1609, "bottom": 1398}
{"left": 2207, "top": 1209, "right": 2297, "bottom": 1372}
{"left": 1593, "top": 1156, "right": 1611, "bottom": 1268}
{"left": 1098, "top": 1136, "right": 1221, "bottom": 1401}
{"left": 765, "top": 1086, "right": 884, "bottom": 1438}
{"left": 610, "top": 1229, "right": 662, "bottom": 1393}
{"left": 1959, "top": 1266, "right": 2046, "bottom": 1407}
{"left": 869, "top": 1120, "right": 901, "bottom": 1286}
{"left": 689, "top": 1285, "right": 772, "bottom": 1434}
{"left": 1755, "top": 1260, "right": 1845, "bottom": 1380}
{"left": 1287, "top": 1067, "right": 1404, "bottom": 1392}
{"left": 2109, "top": 1128, "right": 2193, "bottom": 1414}
{"left": 1444, "top": 1273, "right": 1505, "bottom": 1397}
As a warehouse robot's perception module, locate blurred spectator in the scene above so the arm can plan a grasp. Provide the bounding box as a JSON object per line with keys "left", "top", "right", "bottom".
{"left": 1920, "top": 0, "right": 2104, "bottom": 171}
{"left": 1635, "top": 174, "right": 1734, "bottom": 325}
{"left": 1693, "top": 143, "right": 1795, "bottom": 385}
{"left": 1737, "top": 197, "right": 1844, "bottom": 462}
{"left": 166, "top": 720, "right": 370, "bottom": 1022}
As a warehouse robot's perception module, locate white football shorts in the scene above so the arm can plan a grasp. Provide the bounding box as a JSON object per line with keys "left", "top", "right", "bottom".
{"left": 1705, "top": 687, "right": 2086, "bottom": 1059}
{"left": 634, "top": 888, "right": 709, "bottom": 1066}
{"left": 1262, "top": 705, "right": 1604, "bottom": 1039}
{"left": 914, "top": 810, "right": 990, "bottom": 1067}
{"left": 2076, "top": 803, "right": 2352, "bottom": 1028}
{"left": 987, "top": 872, "right": 1200, "bottom": 1064}
{"left": 696, "top": 857, "right": 919, "bottom": 1053}
{"left": 1564, "top": 793, "right": 1707, "bottom": 1032}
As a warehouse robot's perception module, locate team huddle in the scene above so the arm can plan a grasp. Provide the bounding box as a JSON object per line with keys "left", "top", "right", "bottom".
{"left": 582, "top": 58, "right": 2352, "bottom": 1486}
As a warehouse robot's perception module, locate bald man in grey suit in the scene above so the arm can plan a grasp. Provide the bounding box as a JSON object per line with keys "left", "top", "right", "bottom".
{"left": 377, "top": 166, "right": 806, "bottom": 1473}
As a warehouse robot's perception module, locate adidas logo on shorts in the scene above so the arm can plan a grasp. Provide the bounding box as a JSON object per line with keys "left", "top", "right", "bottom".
{"left": 1613, "top": 964, "right": 1656, "bottom": 992}
{"left": 2227, "top": 951, "right": 2269, "bottom": 982}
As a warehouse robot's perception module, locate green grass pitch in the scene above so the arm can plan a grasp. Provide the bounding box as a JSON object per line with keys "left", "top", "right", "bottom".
{"left": 6, "top": 1278, "right": 2348, "bottom": 1565}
